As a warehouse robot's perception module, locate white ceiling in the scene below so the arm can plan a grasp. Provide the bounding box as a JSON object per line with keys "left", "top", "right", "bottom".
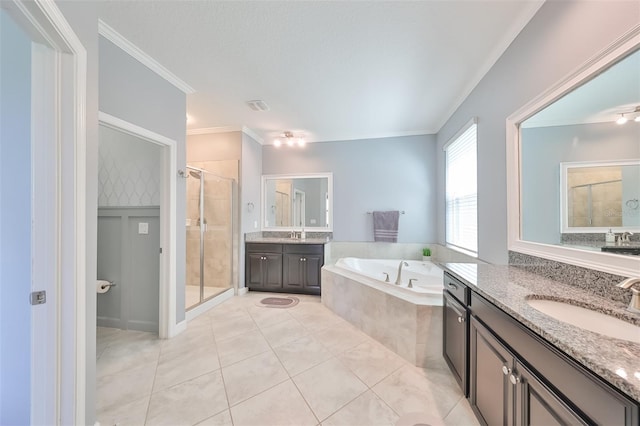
{"left": 98, "top": 1, "right": 544, "bottom": 144}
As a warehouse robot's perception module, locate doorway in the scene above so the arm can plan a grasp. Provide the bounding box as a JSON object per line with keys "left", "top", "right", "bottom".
{"left": 97, "top": 124, "right": 162, "bottom": 332}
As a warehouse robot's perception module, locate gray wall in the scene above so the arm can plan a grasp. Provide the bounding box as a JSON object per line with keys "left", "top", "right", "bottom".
{"left": 435, "top": 0, "right": 640, "bottom": 264}
{"left": 521, "top": 122, "right": 640, "bottom": 244}
{"left": 98, "top": 125, "right": 162, "bottom": 207}
{"left": 97, "top": 208, "right": 160, "bottom": 332}
{"left": 0, "top": 9, "right": 32, "bottom": 424}
{"left": 240, "top": 133, "right": 263, "bottom": 289}
{"left": 263, "top": 134, "right": 437, "bottom": 243}
{"left": 98, "top": 35, "right": 187, "bottom": 323}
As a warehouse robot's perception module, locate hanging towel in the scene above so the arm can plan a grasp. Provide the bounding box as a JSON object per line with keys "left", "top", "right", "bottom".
{"left": 373, "top": 210, "right": 400, "bottom": 242}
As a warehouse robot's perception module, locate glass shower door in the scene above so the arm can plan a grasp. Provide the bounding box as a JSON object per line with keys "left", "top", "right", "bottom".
{"left": 186, "top": 166, "right": 234, "bottom": 311}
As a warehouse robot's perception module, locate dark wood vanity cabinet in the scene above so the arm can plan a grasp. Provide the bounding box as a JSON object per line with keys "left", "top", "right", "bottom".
{"left": 443, "top": 271, "right": 639, "bottom": 426}
{"left": 246, "top": 243, "right": 324, "bottom": 295}
{"left": 470, "top": 316, "right": 584, "bottom": 426}
{"left": 246, "top": 244, "right": 283, "bottom": 289}
{"left": 283, "top": 244, "right": 323, "bottom": 294}
{"left": 468, "top": 292, "right": 638, "bottom": 426}
{"left": 443, "top": 272, "right": 469, "bottom": 396}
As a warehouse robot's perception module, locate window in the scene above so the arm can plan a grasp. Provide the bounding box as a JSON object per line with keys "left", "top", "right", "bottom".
{"left": 445, "top": 119, "right": 477, "bottom": 255}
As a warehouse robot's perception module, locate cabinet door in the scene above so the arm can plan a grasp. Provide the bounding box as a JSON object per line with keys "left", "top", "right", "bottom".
{"left": 470, "top": 317, "right": 515, "bottom": 426}
{"left": 443, "top": 291, "right": 468, "bottom": 396}
{"left": 514, "top": 361, "right": 586, "bottom": 426}
{"left": 283, "top": 254, "right": 304, "bottom": 289}
{"left": 263, "top": 254, "right": 283, "bottom": 288}
{"left": 303, "top": 254, "right": 323, "bottom": 291}
{"left": 247, "top": 254, "right": 266, "bottom": 288}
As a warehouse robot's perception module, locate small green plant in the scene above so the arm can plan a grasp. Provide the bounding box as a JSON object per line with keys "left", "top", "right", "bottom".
{"left": 422, "top": 247, "right": 431, "bottom": 257}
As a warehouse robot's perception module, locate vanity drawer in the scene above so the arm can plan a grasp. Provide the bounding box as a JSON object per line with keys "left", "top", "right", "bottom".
{"left": 246, "top": 243, "right": 283, "bottom": 253}
{"left": 284, "top": 244, "right": 324, "bottom": 255}
{"left": 444, "top": 272, "right": 469, "bottom": 305}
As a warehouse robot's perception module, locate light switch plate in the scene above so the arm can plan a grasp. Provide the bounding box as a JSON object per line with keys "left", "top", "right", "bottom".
{"left": 138, "top": 222, "right": 149, "bottom": 234}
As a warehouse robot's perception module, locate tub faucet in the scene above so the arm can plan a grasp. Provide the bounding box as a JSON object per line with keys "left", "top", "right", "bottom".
{"left": 395, "top": 261, "right": 408, "bottom": 285}
{"left": 618, "top": 277, "right": 640, "bottom": 313}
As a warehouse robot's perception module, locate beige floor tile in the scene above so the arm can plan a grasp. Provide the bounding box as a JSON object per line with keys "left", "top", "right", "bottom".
{"left": 96, "top": 363, "right": 157, "bottom": 413}
{"left": 216, "top": 328, "right": 271, "bottom": 367}
{"left": 97, "top": 335, "right": 161, "bottom": 378}
{"left": 159, "top": 327, "right": 216, "bottom": 365}
{"left": 273, "top": 334, "right": 334, "bottom": 376}
{"left": 96, "top": 395, "right": 149, "bottom": 426}
{"left": 372, "top": 365, "right": 463, "bottom": 419}
{"left": 293, "top": 358, "right": 368, "bottom": 421}
{"left": 314, "top": 322, "right": 368, "bottom": 354}
{"left": 195, "top": 409, "right": 233, "bottom": 426}
{"left": 260, "top": 317, "right": 309, "bottom": 348}
{"left": 230, "top": 380, "right": 318, "bottom": 426}
{"left": 221, "top": 350, "right": 289, "bottom": 406}
{"left": 153, "top": 342, "right": 220, "bottom": 392}
{"left": 212, "top": 312, "right": 257, "bottom": 341}
{"left": 322, "top": 390, "right": 399, "bottom": 426}
{"left": 146, "top": 370, "right": 228, "bottom": 426}
{"left": 339, "top": 340, "right": 406, "bottom": 387}
{"left": 443, "top": 396, "right": 480, "bottom": 426}
{"left": 247, "top": 304, "right": 294, "bottom": 329}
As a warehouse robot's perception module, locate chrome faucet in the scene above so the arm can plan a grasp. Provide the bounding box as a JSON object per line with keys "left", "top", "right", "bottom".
{"left": 620, "top": 231, "right": 634, "bottom": 244}
{"left": 617, "top": 277, "right": 640, "bottom": 313}
{"left": 395, "top": 261, "right": 409, "bottom": 285}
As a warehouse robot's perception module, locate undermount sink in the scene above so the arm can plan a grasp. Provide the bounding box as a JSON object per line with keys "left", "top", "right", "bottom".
{"left": 526, "top": 298, "right": 640, "bottom": 344}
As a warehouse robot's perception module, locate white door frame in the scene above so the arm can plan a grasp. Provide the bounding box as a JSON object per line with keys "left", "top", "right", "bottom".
{"left": 4, "top": 0, "right": 87, "bottom": 424}
{"left": 98, "top": 112, "right": 179, "bottom": 340}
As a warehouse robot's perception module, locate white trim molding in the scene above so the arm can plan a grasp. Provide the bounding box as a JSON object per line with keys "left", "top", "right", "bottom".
{"left": 98, "top": 112, "right": 180, "bottom": 339}
{"left": 98, "top": 20, "right": 195, "bottom": 94}
{"left": 187, "top": 125, "right": 265, "bottom": 145}
{"left": 506, "top": 24, "right": 640, "bottom": 278}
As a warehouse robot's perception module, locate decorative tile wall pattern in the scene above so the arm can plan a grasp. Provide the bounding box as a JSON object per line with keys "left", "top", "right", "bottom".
{"left": 98, "top": 125, "right": 161, "bottom": 207}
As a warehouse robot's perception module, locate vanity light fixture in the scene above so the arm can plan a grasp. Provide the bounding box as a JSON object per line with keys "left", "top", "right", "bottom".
{"left": 273, "top": 131, "right": 306, "bottom": 148}
{"left": 615, "top": 106, "right": 640, "bottom": 124}
{"left": 616, "top": 114, "right": 628, "bottom": 125}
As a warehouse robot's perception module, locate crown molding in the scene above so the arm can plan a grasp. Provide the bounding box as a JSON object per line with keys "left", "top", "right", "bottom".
{"left": 187, "top": 125, "right": 264, "bottom": 144}
{"left": 98, "top": 20, "right": 195, "bottom": 94}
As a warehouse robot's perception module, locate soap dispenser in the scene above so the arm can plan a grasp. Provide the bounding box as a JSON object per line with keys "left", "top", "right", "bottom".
{"left": 605, "top": 228, "right": 616, "bottom": 244}
{"left": 300, "top": 228, "right": 306, "bottom": 240}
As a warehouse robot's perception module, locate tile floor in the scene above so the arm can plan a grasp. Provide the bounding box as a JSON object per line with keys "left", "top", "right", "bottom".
{"left": 96, "top": 292, "right": 479, "bottom": 426}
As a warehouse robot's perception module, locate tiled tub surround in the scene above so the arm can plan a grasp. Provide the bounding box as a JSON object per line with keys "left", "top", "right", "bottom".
{"left": 442, "top": 262, "right": 640, "bottom": 402}
{"left": 322, "top": 263, "right": 444, "bottom": 369}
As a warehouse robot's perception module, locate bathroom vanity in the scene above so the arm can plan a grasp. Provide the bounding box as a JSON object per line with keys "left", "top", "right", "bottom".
{"left": 245, "top": 240, "right": 325, "bottom": 295}
{"left": 441, "top": 264, "right": 639, "bottom": 426}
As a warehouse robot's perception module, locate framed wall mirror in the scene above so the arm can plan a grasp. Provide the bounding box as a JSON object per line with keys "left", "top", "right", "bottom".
{"left": 560, "top": 160, "right": 640, "bottom": 233}
{"left": 261, "top": 173, "right": 333, "bottom": 231}
{"left": 507, "top": 27, "right": 640, "bottom": 276}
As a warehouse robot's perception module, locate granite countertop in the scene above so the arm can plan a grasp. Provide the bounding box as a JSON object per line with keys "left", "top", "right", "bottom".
{"left": 440, "top": 262, "right": 640, "bottom": 402}
{"left": 246, "top": 237, "right": 329, "bottom": 244}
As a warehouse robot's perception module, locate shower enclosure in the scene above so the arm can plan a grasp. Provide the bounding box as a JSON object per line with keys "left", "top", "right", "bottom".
{"left": 185, "top": 165, "right": 235, "bottom": 310}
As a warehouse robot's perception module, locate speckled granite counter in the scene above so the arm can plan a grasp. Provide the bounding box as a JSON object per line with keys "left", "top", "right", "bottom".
{"left": 440, "top": 262, "right": 640, "bottom": 402}
{"left": 246, "top": 237, "right": 329, "bottom": 244}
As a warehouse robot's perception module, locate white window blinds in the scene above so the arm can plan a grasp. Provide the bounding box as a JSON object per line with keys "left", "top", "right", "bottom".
{"left": 445, "top": 120, "right": 477, "bottom": 255}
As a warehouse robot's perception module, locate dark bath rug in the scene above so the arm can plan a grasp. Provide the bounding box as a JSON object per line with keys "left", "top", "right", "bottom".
{"left": 257, "top": 296, "right": 300, "bottom": 309}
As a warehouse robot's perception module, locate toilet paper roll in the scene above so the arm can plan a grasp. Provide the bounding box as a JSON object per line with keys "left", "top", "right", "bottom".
{"left": 97, "top": 280, "right": 113, "bottom": 294}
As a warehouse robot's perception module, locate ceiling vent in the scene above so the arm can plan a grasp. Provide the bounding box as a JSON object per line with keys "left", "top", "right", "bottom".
{"left": 246, "top": 100, "right": 270, "bottom": 111}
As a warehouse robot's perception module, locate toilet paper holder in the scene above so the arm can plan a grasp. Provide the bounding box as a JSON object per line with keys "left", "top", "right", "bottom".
{"left": 100, "top": 280, "right": 116, "bottom": 290}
